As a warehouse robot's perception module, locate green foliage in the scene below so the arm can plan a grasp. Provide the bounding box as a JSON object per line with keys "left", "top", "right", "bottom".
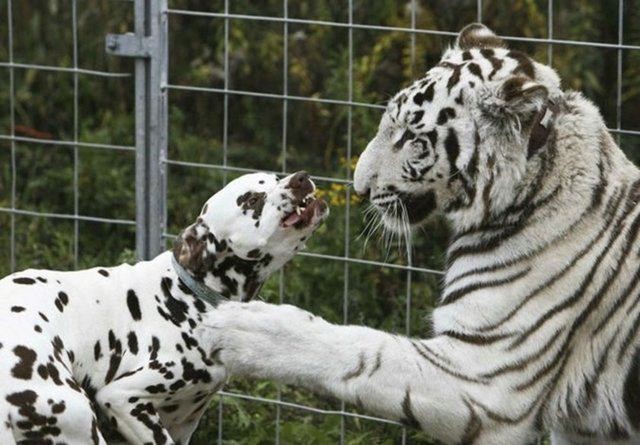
{"left": 0, "top": 0, "right": 638, "bottom": 443}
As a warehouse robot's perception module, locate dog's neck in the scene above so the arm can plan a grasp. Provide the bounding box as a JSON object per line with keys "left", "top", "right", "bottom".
{"left": 171, "top": 249, "right": 270, "bottom": 301}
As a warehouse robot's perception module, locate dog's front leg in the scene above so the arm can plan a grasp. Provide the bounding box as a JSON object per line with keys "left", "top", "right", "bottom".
{"left": 96, "top": 369, "right": 176, "bottom": 445}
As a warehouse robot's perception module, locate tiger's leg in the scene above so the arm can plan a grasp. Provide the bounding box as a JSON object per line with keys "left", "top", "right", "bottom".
{"left": 201, "top": 301, "right": 536, "bottom": 445}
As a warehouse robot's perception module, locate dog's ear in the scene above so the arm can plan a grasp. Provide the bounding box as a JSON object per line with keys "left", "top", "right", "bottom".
{"left": 173, "top": 218, "right": 215, "bottom": 274}
{"left": 455, "top": 23, "right": 506, "bottom": 50}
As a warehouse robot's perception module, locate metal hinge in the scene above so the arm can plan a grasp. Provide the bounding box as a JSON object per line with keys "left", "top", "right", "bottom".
{"left": 105, "top": 33, "right": 155, "bottom": 58}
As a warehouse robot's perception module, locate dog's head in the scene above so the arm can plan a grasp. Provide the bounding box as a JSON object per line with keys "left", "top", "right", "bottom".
{"left": 173, "top": 171, "right": 329, "bottom": 300}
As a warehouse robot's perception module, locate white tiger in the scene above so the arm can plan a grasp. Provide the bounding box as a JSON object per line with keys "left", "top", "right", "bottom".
{"left": 201, "top": 24, "right": 640, "bottom": 444}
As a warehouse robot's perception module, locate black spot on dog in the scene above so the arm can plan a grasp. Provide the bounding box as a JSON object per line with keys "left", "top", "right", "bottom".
{"left": 129, "top": 402, "right": 167, "bottom": 445}
{"left": 13, "top": 277, "right": 35, "bottom": 285}
{"left": 6, "top": 389, "right": 38, "bottom": 407}
{"left": 11, "top": 346, "right": 37, "bottom": 380}
{"left": 65, "top": 378, "right": 81, "bottom": 392}
{"left": 105, "top": 353, "right": 122, "bottom": 384}
{"left": 47, "top": 363, "right": 63, "bottom": 386}
{"left": 54, "top": 291, "right": 69, "bottom": 313}
{"left": 181, "top": 332, "right": 198, "bottom": 350}
{"left": 98, "top": 269, "right": 110, "bottom": 277}
{"left": 176, "top": 278, "right": 193, "bottom": 296}
{"left": 36, "top": 277, "right": 47, "bottom": 283}
{"left": 104, "top": 331, "right": 123, "bottom": 384}
{"left": 236, "top": 191, "right": 267, "bottom": 221}
{"left": 108, "top": 330, "right": 117, "bottom": 351}
{"left": 34, "top": 325, "right": 42, "bottom": 333}
{"left": 146, "top": 384, "right": 166, "bottom": 394}
{"left": 181, "top": 358, "right": 212, "bottom": 384}
{"left": 169, "top": 380, "right": 186, "bottom": 392}
{"left": 11, "top": 306, "right": 25, "bottom": 313}
{"left": 127, "top": 290, "right": 142, "bottom": 321}
{"left": 161, "top": 277, "right": 189, "bottom": 325}
{"left": 127, "top": 332, "right": 139, "bottom": 355}
{"left": 58, "top": 292, "right": 69, "bottom": 305}
{"left": 150, "top": 336, "right": 161, "bottom": 360}
{"left": 38, "top": 312, "right": 49, "bottom": 322}
{"left": 94, "top": 341, "right": 102, "bottom": 361}
{"left": 5, "top": 389, "right": 60, "bottom": 439}
{"left": 51, "top": 401, "right": 65, "bottom": 414}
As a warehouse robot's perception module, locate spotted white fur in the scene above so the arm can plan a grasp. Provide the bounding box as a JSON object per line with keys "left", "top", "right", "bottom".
{"left": 0, "top": 171, "right": 327, "bottom": 444}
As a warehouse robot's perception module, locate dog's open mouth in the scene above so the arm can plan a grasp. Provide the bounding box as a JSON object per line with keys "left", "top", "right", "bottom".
{"left": 281, "top": 194, "right": 327, "bottom": 229}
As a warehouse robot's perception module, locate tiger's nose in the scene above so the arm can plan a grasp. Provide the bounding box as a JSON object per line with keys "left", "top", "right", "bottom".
{"left": 287, "top": 171, "right": 314, "bottom": 200}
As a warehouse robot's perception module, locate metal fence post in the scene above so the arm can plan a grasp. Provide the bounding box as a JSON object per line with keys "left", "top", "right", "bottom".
{"left": 105, "top": 0, "right": 168, "bottom": 260}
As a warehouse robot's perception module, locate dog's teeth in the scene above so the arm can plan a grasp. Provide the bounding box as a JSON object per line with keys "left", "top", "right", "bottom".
{"left": 295, "top": 206, "right": 301, "bottom": 215}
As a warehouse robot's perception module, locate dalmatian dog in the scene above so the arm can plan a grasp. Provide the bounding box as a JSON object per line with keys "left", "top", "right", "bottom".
{"left": 0, "top": 171, "right": 328, "bottom": 444}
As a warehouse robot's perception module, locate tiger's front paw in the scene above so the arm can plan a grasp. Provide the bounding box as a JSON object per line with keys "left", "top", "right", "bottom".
{"left": 199, "top": 301, "right": 320, "bottom": 377}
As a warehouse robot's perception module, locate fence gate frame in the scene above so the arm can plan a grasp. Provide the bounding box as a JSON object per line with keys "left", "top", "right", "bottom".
{"left": 105, "top": 0, "right": 168, "bottom": 261}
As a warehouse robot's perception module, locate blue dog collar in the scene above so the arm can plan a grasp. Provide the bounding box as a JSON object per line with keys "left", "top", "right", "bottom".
{"left": 171, "top": 255, "right": 228, "bottom": 308}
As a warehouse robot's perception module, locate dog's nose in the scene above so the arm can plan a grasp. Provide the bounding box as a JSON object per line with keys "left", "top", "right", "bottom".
{"left": 287, "top": 171, "right": 314, "bottom": 199}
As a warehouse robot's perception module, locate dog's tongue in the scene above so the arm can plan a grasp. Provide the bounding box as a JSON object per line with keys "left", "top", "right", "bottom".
{"left": 282, "top": 212, "right": 303, "bottom": 227}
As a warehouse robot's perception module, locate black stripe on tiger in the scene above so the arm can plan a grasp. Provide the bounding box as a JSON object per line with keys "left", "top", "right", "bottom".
{"left": 480, "top": 329, "right": 563, "bottom": 379}
{"left": 459, "top": 399, "right": 482, "bottom": 444}
{"left": 411, "top": 341, "right": 486, "bottom": 384}
{"left": 447, "top": 186, "right": 561, "bottom": 265}
{"left": 474, "top": 186, "right": 626, "bottom": 332}
{"left": 401, "top": 389, "right": 421, "bottom": 429}
{"left": 509, "top": 199, "right": 640, "bottom": 395}
{"left": 440, "top": 267, "right": 530, "bottom": 306}
{"left": 623, "top": 347, "right": 640, "bottom": 430}
{"left": 441, "top": 330, "right": 512, "bottom": 345}
{"left": 509, "top": 187, "right": 640, "bottom": 351}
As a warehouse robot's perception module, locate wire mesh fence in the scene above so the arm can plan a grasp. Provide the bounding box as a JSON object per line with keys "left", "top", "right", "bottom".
{"left": 2, "top": 0, "right": 640, "bottom": 443}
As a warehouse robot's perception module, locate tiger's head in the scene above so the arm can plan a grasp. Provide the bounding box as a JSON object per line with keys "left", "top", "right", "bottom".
{"left": 354, "top": 23, "right": 563, "bottom": 232}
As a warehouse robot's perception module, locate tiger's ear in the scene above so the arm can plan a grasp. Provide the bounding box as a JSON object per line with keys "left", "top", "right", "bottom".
{"left": 455, "top": 23, "right": 506, "bottom": 50}
{"left": 479, "top": 75, "right": 548, "bottom": 119}
{"left": 173, "top": 218, "right": 212, "bottom": 274}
